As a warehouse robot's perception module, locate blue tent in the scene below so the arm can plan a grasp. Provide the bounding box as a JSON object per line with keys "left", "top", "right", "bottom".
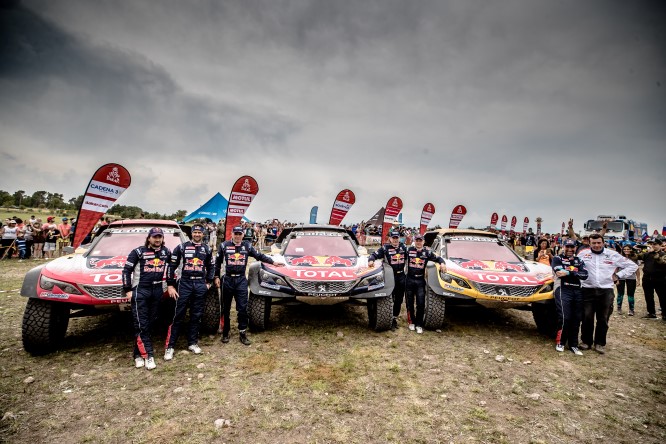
{"left": 182, "top": 192, "right": 250, "bottom": 223}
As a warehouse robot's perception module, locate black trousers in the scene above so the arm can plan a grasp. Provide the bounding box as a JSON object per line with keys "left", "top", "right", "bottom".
{"left": 405, "top": 276, "right": 426, "bottom": 327}
{"left": 555, "top": 285, "right": 583, "bottom": 348}
{"left": 131, "top": 284, "right": 163, "bottom": 358}
{"left": 392, "top": 273, "right": 406, "bottom": 318}
{"left": 221, "top": 275, "right": 248, "bottom": 335}
{"left": 165, "top": 279, "right": 208, "bottom": 348}
{"left": 642, "top": 275, "right": 666, "bottom": 318}
{"left": 581, "top": 287, "right": 614, "bottom": 347}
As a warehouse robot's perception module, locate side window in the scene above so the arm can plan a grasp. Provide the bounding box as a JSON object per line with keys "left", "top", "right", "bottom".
{"left": 431, "top": 238, "right": 441, "bottom": 255}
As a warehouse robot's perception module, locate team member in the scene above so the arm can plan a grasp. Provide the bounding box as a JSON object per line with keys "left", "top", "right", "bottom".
{"left": 577, "top": 233, "right": 638, "bottom": 354}
{"left": 404, "top": 233, "right": 445, "bottom": 334}
{"left": 164, "top": 225, "right": 215, "bottom": 360}
{"left": 122, "top": 227, "right": 171, "bottom": 370}
{"left": 368, "top": 230, "right": 408, "bottom": 330}
{"left": 214, "top": 226, "right": 284, "bottom": 345}
{"left": 552, "top": 239, "right": 588, "bottom": 355}
{"left": 637, "top": 239, "right": 666, "bottom": 320}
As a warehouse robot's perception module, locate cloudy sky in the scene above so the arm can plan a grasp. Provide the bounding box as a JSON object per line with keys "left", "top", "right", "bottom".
{"left": 1, "top": 0, "right": 664, "bottom": 233}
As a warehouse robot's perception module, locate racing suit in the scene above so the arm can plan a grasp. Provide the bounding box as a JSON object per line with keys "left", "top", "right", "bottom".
{"left": 165, "top": 241, "right": 215, "bottom": 349}
{"left": 122, "top": 245, "right": 171, "bottom": 359}
{"left": 215, "top": 240, "right": 275, "bottom": 336}
{"left": 552, "top": 254, "right": 588, "bottom": 348}
{"left": 577, "top": 247, "right": 638, "bottom": 347}
{"left": 369, "top": 242, "right": 408, "bottom": 320}
{"left": 637, "top": 250, "right": 666, "bottom": 318}
{"left": 405, "top": 246, "right": 445, "bottom": 328}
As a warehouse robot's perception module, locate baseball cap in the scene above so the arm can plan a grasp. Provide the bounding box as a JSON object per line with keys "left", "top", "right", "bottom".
{"left": 389, "top": 230, "right": 400, "bottom": 238}
{"left": 563, "top": 239, "right": 576, "bottom": 247}
{"left": 62, "top": 217, "right": 68, "bottom": 221}
{"left": 47, "top": 217, "right": 54, "bottom": 222}
{"left": 8, "top": 219, "right": 16, "bottom": 224}
{"left": 232, "top": 226, "right": 244, "bottom": 233}
{"left": 414, "top": 234, "right": 424, "bottom": 240}
{"left": 191, "top": 224, "right": 204, "bottom": 232}
{"left": 148, "top": 227, "right": 164, "bottom": 237}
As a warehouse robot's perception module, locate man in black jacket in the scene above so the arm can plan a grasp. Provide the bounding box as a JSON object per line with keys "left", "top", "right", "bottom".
{"left": 638, "top": 239, "right": 666, "bottom": 320}
{"left": 368, "top": 230, "right": 408, "bottom": 330}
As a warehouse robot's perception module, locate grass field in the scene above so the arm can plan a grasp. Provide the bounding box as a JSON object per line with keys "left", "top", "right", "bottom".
{"left": 0, "top": 259, "right": 664, "bottom": 443}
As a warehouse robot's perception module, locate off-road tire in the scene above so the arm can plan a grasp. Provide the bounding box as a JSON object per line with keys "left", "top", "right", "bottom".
{"left": 22, "top": 299, "right": 70, "bottom": 355}
{"left": 423, "top": 286, "right": 446, "bottom": 330}
{"left": 201, "top": 287, "right": 221, "bottom": 334}
{"left": 248, "top": 292, "right": 271, "bottom": 332}
{"left": 367, "top": 296, "right": 392, "bottom": 332}
{"left": 532, "top": 302, "right": 558, "bottom": 338}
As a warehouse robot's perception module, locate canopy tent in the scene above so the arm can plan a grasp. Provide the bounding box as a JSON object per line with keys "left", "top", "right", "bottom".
{"left": 366, "top": 207, "right": 385, "bottom": 225}
{"left": 182, "top": 192, "right": 250, "bottom": 223}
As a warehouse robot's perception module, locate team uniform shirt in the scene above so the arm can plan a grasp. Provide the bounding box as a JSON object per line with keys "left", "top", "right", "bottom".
{"left": 369, "top": 243, "right": 408, "bottom": 275}
{"left": 551, "top": 254, "right": 588, "bottom": 290}
{"left": 167, "top": 241, "right": 215, "bottom": 285}
{"left": 214, "top": 240, "right": 274, "bottom": 277}
{"left": 576, "top": 247, "right": 638, "bottom": 289}
{"left": 406, "top": 246, "right": 444, "bottom": 278}
{"left": 122, "top": 246, "right": 171, "bottom": 292}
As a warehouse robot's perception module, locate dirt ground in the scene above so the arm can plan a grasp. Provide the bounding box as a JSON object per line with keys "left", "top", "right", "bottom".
{"left": 1, "top": 259, "right": 664, "bottom": 443}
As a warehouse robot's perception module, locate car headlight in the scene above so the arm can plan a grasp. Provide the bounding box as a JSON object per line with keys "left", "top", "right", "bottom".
{"left": 440, "top": 273, "right": 471, "bottom": 289}
{"left": 356, "top": 271, "right": 384, "bottom": 289}
{"left": 39, "top": 275, "right": 83, "bottom": 295}
{"left": 259, "top": 268, "right": 288, "bottom": 287}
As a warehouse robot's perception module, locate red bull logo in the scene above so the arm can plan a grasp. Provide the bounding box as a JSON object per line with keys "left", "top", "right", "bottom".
{"left": 458, "top": 259, "right": 489, "bottom": 270}
{"left": 493, "top": 261, "right": 525, "bottom": 272}
{"left": 323, "top": 256, "right": 354, "bottom": 267}
{"left": 290, "top": 256, "right": 320, "bottom": 266}
{"left": 90, "top": 256, "right": 127, "bottom": 269}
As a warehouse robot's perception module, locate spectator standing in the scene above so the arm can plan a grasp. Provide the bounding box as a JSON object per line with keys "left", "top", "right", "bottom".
{"left": 533, "top": 238, "right": 553, "bottom": 266}
{"left": 57, "top": 217, "right": 72, "bottom": 256}
{"left": 1, "top": 219, "right": 19, "bottom": 259}
{"left": 577, "top": 233, "right": 638, "bottom": 354}
{"left": 43, "top": 222, "right": 60, "bottom": 260}
{"left": 636, "top": 239, "right": 666, "bottom": 320}
{"left": 616, "top": 244, "right": 641, "bottom": 316}
{"left": 16, "top": 231, "right": 27, "bottom": 261}
{"left": 31, "top": 221, "right": 44, "bottom": 259}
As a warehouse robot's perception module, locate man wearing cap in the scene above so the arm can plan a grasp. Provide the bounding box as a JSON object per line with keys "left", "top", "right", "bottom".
{"left": 577, "top": 233, "right": 638, "bottom": 354}
{"left": 0, "top": 219, "right": 19, "bottom": 259}
{"left": 163, "top": 225, "right": 215, "bottom": 360}
{"left": 404, "top": 233, "right": 446, "bottom": 334}
{"left": 214, "top": 226, "right": 284, "bottom": 345}
{"left": 368, "top": 230, "right": 408, "bottom": 330}
{"left": 552, "top": 239, "right": 589, "bottom": 355}
{"left": 57, "top": 218, "right": 72, "bottom": 257}
{"left": 637, "top": 239, "right": 666, "bottom": 320}
{"left": 122, "top": 227, "right": 171, "bottom": 370}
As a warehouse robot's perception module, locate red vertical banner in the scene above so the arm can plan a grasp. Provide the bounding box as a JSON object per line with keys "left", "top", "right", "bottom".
{"left": 510, "top": 216, "right": 517, "bottom": 234}
{"left": 328, "top": 189, "right": 356, "bottom": 226}
{"left": 224, "top": 176, "right": 259, "bottom": 241}
{"left": 536, "top": 217, "right": 543, "bottom": 237}
{"left": 419, "top": 203, "right": 435, "bottom": 235}
{"left": 490, "top": 212, "right": 499, "bottom": 230}
{"left": 522, "top": 217, "right": 530, "bottom": 235}
{"left": 381, "top": 196, "right": 403, "bottom": 244}
{"left": 72, "top": 164, "right": 131, "bottom": 248}
{"left": 500, "top": 215, "right": 508, "bottom": 235}
{"left": 448, "top": 205, "right": 467, "bottom": 229}
{"left": 561, "top": 222, "right": 565, "bottom": 236}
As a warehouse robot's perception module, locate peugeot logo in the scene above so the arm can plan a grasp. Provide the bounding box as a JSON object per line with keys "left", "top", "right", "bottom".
{"left": 318, "top": 284, "right": 327, "bottom": 292}
{"left": 497, "top": 288, "right": 509, "bottom": 296}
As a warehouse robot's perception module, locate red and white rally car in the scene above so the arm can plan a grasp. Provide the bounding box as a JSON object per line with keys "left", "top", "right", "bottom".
{"left": 19, "top": 219, "right": 218, "bottom": 354}
{"left": 247, "top": 225, "right": 395, "bottom": 331}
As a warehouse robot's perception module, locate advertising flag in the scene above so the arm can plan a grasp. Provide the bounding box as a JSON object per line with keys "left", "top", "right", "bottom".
{"left": 309, "top": 206, "right": 318, "bottom": 224}
{"left": 448, "top": 205, "right": 467, "bottom": 229}
{"left": 381, "top": 196, "right": 403, "bottom": 244}
{"left": 420, "top": 203, "right": 436, "bottom": 235}
{"left": 522, "top": 217, "right": 530, "bottom": 235}
{"left": 662, "top": 223, "right": 666, "bottom": 236}
{"left": 642, "top": 231, "right": 649, "bottom": 242}
{"left": 490, "top": 212, "right": 499, "bottom": 229}
{"left": 510, "top": 216, "right": 517, "bottom": 234}
{"left": 561, "top": 221, "right": 565, "bottom": 237}
{"left": 72, "top": 163, "right": 131, "bottom": 248}
{"left": 224, "top": 176, "right": 259, "bottom": 241}
{"left": 329, "top": 189, "right": 355, "bottom": 226}
{"left": 536, "top": 217, "right": 543, "bottom": 237}
{"left": 500, "top": 215, "right": 508, "bottom": 234}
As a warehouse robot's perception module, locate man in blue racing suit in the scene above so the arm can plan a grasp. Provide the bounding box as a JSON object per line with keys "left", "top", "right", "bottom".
{"left": 552, "top": 238, "right": 588, "bottom": 355}
{"left": 368, "top": 230, "right": 408, "bottom": 330}
{"left": 164, "top": 224, "right": 215, "bottom": 360}
{"left": 122, "top": 227, "right": 171, "bottom": 370}
{"left": 214, "top": 226, "right": 284, "bottom": 345}
{"left": 405, "top": 233, "right": 445, "bottom": 334}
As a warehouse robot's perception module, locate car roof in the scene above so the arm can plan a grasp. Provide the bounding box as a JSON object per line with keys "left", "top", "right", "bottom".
{"left": 424, "top": 228, "right": 498, "bottom": 246}
{"left": 108, "top": 219, "right": 180, "bottom": 228}
{"left": 276, "top": 224, "right": 359, "bottom": 245}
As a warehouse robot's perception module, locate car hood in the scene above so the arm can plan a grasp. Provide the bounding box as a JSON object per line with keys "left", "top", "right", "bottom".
{"left": 264, "top": 254, "right": 377, "bottom": 281}
{"left": 40, "top": 253, "right": 126, "bottom": 285}
{"left": 446, "top": 259, "right": 553, "bottom": 286}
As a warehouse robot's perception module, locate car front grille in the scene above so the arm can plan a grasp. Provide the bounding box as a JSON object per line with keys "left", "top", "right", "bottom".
{"left": 82, "top": 284, "right": 125, "bottom": 300}
{"left": 472, "top": 282, "right": 541, "bottom": 297}
{"left": 286, "top": 279, "right": 357, "bottom": 294}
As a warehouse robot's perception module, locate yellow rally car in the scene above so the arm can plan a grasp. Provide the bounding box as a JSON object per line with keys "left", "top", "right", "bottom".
{"left": 422, "top": 229, "right": 556, "bottom": 336}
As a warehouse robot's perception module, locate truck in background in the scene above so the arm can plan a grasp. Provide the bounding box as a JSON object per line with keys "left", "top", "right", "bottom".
{"left": 583, "top": 215, "right": 648, "bottom": 243}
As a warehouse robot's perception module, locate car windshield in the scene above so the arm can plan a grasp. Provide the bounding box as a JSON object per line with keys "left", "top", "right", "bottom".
{"left": 588, "top": 221, "right": 625, "bottom": 232}
{"left": 283, "top": 233, "right": 357, "bottom": 257}
{"left": 446, "top": 239, "right": 520, "bottom": 262}
{"left": 87, "top": 231, "right": 183, "bottom": 257}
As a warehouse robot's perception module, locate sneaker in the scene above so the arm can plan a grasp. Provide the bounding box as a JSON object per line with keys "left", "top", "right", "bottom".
{"left": 164, "top": 348, "right": 174, "bottom": 361}
{"left": 134, "top": 357, "right": 145, "bottom": 368}
{"left": 617, "top": 307, "right": 623, "bottom": 315}
{"left": 579, "top": 343, "right": 591, "bottom": 350}
{"left": 221, "top": 334, "right": 230, "bottom": 343}
{"left": 187, "top": 344, "right": 202, "bottom": 354}
{"left": 628, "top": 310, "right": 635, "bottom": 316}
{"left": 416, "top": 326, "right": 423, "bottom": 334}
{"left": 408, "top": 324, "right": 416, "bottom": 331}
{"left": 555, "top": 344, "right": 565, "bottom": 352}
{"left": 594, "top": 345, "right": 605, "bottom": 354}
{"left": 570, "top": 347, "right": 583, "bottom": 356}
{"left": 391, "top": 318, "right": 398, "bottom": 331}
{"left": 145, "top": 356, "right": 156, "bottom": 370}
{"left": 239, "top": 331, "right": 252, "bottom": 346}
{"left": 642, "top": 313, "right": 658, "bottom": 319}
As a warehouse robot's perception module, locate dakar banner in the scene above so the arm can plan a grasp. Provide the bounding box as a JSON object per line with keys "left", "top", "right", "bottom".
{"left": 510, "top": 216, "right": 517, "bottom": 234}
{"left": 522, "top": 217, "right": 529, "bottom": 235}
{"left": 224, "top": 175, "right": 259, "bottom": 241}
{"left": 500, "top": 215, "right": 508, "bottom": 234}
{"left": 72, "top": 163, "right": 131, "bottom": 248}
{"left": 490, "top": 212, "right": 499, "bottom": 230}
{"left": 309, "top": 206, "right": 318, "bottom": 224}
{"left": 381, "top": 196, "right": 403, "bottom": 244}
{"left": 329, "top": 189, "right": 356, "bottom": 226}
{"left": 419, "top": 203, "right": 435, "bottom": 235}
{"left": 448, "top": 204, "right": 467, "bottom": 229}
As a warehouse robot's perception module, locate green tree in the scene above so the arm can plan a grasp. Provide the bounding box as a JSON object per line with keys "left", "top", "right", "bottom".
{"left": 31, "top": 191, "right": 48, "bottom": 208}
{"left": 13, "top": 190, "right": 25, "bottom": 206}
